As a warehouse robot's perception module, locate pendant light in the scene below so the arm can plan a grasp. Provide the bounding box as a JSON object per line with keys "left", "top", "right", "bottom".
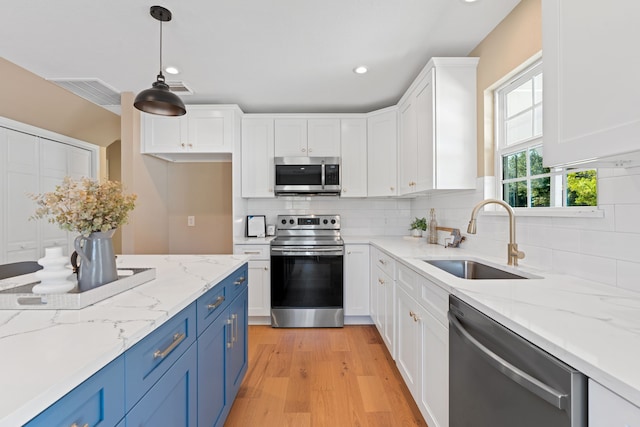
{"left": 134, "top": 5, "right": 186, "bottom": 116}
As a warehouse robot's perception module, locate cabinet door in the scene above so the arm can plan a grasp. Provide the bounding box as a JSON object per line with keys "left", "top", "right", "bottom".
{"left": 589, "top": 379, "right": 640, "bottom": 427}
{"left": 307, "top": 119, "right": 341, "bottom": 157}
{"left": 198, "top": 308, "right": 229, "bottom": 427}
{"left": 367, "top": 109, "right": 398, "bottom": 197}
{"left": 188, "top": 108, "right": 232, "bottom": 152}
{"left": 395, "top": 287, "right": 421, "bottom": 396}
{"left": 141, "top": 113, "right": 186, "bottom": 153}
{"left": 226, "top": 288, "right": 248, "bottom": 403}
{"left": 274, "top": 119, "right": 307, "bottom": 157}
{"left": 4, "top": 129, "right": 39, "bottom": 262}
{"left": 241, "top": 118, "right": 275, "bottom": 198}
{"left": 25, "top": 356, "right": 125, "bottom": 427}
{"left": 126, "top": 343, "right": 197, "bottom": 427}
{"left": 381, "top": 270, "right": 395, "bottom": 357}
{"left": 420, "top": 309, "right": 448, "bottom": 427}
{"left": 543, "top": 1, "right": 640, "bottom": 167}
{"left": 340, "top": 119, "right": 367, "bottom": 197}
{"left": 414, "top": 71, "right": 435, "bottom": 193}
{"left": 344, "top": 244, "right": 370, "bottom": 316}
{"left": 399, "top": 98, "right": 418, "bottom": 195}
{"left": 370, "top": 265, "right": 381, "bottom": 330}
{"left": 247, "top": 260, "right": 270, "bottom": 317}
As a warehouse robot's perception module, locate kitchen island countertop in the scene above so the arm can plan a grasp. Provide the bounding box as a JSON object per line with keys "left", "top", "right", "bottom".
{"left": 0, "top": 254, "right": 248, "bottom": 427}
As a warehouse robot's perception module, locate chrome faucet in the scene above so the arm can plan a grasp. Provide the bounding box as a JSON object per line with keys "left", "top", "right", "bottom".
{"left": 467, "top": 199, "right": 525, "bottom": 266}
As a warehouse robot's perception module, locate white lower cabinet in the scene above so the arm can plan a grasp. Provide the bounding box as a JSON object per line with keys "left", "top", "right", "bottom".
{"left": 589, "top": 379, "right": 640, "bottom": 426}
{"left": 233, "top": 243, "right": 271, "bottom": 319}
{"left": 370, "top": 247, "right": 396, "bottom": 357}
{"left": 344, "top": 244, "right": 370, "bottom": 316}
{"left": 395, "top": 262, "right": 449, "bottom": 427}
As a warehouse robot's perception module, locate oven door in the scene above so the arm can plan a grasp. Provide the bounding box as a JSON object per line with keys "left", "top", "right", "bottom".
{"left": 270, "top": 246, "right": 344, "bottom": 327}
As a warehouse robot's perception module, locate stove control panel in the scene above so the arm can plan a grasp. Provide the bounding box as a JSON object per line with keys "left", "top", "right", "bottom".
{"left": 276, "top": 214, "right": 340, "bottom": 230}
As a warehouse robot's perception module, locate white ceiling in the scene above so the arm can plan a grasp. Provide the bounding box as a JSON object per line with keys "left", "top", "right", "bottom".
{"left": 1, "top": 0, "right": 521, "bottom": 114}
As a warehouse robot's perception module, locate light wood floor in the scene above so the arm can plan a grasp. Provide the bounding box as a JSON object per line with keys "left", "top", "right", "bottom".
{"left": 225, "top": 325, "right": 427, "bottom": 427}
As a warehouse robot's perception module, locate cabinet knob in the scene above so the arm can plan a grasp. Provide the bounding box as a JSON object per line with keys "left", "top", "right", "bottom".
{"left": 308, "top": 148, "right": 313, "bottom": 153}
{"left": 347, "top": 251, "right": 352, "bottom": 255}
{"left": 343, "top": 188, "right": 347, "bottom": 193}
{"left": 378, "top": 278, "right": 385, "bottom": 285}
{"left": 302, "top": 148, "right": 306, "bottom": 152}
{"left": 390, "top": 186, "right": 395, "bottom": 191}
{"left": 188, "top": 143, "right": 193, "bottom": 148}
{"left": 268, "top": 188, "right": 273, "bottom": 192}
{"left": 264, "top": 266, "right": 269, "bottom": 271}
{"left": 181, "top": 143, "right": 186, "bottom": 148}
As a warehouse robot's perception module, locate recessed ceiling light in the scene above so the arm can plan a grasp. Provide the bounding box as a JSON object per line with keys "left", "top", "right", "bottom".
{"left": 165, "top": 66, "right": 180, "bottom": 75}
{"left": 353, "top": 66, "right": 368, "bottom": 75}
{"left": 461, "top": 0, "right": 479, "bottom": 3}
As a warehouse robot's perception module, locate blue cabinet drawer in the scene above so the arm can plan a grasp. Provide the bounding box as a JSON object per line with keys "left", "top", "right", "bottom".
{"left": 226, "top": 264, "right": 249, "bottom": 302}
{"left": 126, "top": 343, "right": 197, "bottom": 427}
{"left": 196, "top": 264, "right": 248, "bottom": 336}
{"left": 196, "top": 281, "right": 229, "bottom": 337}
{"left": 25, "top": 355, "right": 125, "bottom": 427}
{"left": 125, "top": 302, "right": 196, "bottom": 411}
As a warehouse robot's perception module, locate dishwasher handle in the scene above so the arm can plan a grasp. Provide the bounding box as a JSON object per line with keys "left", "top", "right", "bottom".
{"left": 448, "top": 311, "right": 569, "bottom": 411}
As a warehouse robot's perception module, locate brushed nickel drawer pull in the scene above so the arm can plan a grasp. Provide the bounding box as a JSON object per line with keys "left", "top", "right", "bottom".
{"left": 207, "top": 296, "right": 225, "bottom": 310}
{"left": 234, "top": 276, "right": 247, "bottom": 286}
{"left": 232, "top": 314, "right": 238, "bottom": 343}
{"left": 153, "top": 332, "right": 186, "bottom": 359}
{"left": 243, "top": 250, "right": 262, "bottom": 255}
{"left": 226, "top": 318, "right": 234, "bottom": 348}
{"left": 70, "top": 423, "right": 89, "bottom": 427}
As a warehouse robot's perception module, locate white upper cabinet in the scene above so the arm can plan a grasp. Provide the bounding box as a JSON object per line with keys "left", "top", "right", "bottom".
{"left": 398, "top": 58, "right": 478, "bottom": 195}
{"left": 340, "top": 118, "right": 367, "bottom": 197}
{"left": 542, "top": 1, "right": 640, "bottom": 167}
{"left": 274, "top": 119, "right": 307, "bottom": 156}
{"left": 367, "top": 107, "right": 398, "bottom": 197}
{"left": 241, "top": 118, "right": 275, "bottom": 198}
{"left": 274, "top": 118, "right": 341, "bottom": 157}
{"left": 141, "top": 105, "right": 238, "bottom": 161}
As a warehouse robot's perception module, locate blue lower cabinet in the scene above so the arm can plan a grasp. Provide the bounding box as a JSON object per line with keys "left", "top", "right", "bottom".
{"left": 125, "top": 343, "right": 198, "bottom": 427}
{"left": 226, "top": 287, "right": 248, "bottom": 403}
{"left": 198, "top": 286, "right": 248, "bottom": 427}
{"left": 197, "top": 308, "right": 229, "bottom": 427}
{"left": 25, "top": 355, "right": 125, "bottom": 427}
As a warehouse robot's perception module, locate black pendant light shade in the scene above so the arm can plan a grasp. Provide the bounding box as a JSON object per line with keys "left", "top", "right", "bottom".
{"left": 134, "top": 6, "right": 186, "bottom": 116}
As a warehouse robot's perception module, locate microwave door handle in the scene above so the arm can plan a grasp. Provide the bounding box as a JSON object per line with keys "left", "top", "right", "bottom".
{"left": 448, "top": 312, "right": 569, "bottom": 411}
{"left": 321, "top": 161, "right": 326, "bottom": 189}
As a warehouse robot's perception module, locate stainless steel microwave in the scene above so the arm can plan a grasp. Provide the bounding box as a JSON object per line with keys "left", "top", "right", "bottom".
{"left": 274, "top": 157, "right": 341, "bottom": 196}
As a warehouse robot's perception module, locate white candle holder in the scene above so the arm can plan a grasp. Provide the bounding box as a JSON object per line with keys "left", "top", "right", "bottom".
{"left": 32, "top": 246, "right": 76, "bottom": 294}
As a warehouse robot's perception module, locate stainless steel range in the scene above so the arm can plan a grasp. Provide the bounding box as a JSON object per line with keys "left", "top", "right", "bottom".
{"left": 270, "top": 214, "right": 344, "bottom": 328}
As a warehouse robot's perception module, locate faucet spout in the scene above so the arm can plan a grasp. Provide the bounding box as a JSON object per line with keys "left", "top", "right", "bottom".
{"left": 467, "top": 199, "right": 525, "bottom": 266}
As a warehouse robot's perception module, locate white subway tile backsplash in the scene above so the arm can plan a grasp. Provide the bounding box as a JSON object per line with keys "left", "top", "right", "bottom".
{"left": 410, "top": 175, "right": 639, "bottom": 292}
{"left": 614, "top": 204, "right": 640, "bottom": 233}
{"left": 617, "top": 260, "right": 640, "bottom": 293}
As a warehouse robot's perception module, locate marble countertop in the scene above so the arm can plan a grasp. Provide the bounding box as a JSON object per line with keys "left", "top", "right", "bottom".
{"left": 0, "top": 254, "right": 248, "bottom": 427}
{"left": 368, "top": 236, "right": 640, "bottom": 409}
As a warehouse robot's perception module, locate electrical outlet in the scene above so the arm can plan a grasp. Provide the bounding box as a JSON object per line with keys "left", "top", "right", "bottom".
{"left": 187, "top": 216, "right": 195, "bottom": 227}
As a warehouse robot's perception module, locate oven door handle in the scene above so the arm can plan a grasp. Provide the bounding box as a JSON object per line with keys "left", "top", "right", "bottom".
{"left": 448, "top": 311, "right": 568, "bottom": 411}
{"left": 271, "top": 247, "right": 343, "bottom": 256}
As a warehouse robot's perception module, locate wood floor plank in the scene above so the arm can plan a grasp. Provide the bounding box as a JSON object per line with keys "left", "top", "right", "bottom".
{"left": 226, "top": 325, "right": 426, "bottom": 427}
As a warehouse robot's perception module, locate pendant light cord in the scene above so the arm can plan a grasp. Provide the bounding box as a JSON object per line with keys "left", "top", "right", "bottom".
{"left": 158, "top": 20, "right": 164, "bottom": 80}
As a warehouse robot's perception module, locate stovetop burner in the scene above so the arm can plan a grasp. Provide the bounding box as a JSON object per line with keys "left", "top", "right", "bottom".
{"left": 271, "top": 214, "right": 343, "bottom": 247}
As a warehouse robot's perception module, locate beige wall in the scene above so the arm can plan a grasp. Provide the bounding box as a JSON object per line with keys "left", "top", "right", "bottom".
{"left": 119, "top": 92, "right": 233, "bottom": 255}
{"left": 0, "top": 58, "right": 120, "bottom": 147}
{"left": 469, "top": 0, "right": 542, "bottom": 177}
{"left": 168, "top": 163, "right": 233, "bottom": 254}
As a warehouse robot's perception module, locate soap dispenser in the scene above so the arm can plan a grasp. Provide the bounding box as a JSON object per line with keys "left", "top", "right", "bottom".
{"left": 428, "top": 208, "right": 438, "bottom": 244}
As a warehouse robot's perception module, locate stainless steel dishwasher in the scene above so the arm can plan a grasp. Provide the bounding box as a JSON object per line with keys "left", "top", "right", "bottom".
{"left": 448, "top": 295, "right": 587, "bottom": 427}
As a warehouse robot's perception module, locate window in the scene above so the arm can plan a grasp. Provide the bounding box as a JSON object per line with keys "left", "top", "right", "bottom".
{"left": 496, "top": 61, "right": 597, "bottom": 208}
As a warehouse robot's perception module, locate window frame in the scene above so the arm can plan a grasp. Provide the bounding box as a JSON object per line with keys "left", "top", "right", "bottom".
{"left": 494, "top": 60, "right": 598, "bottom": 211}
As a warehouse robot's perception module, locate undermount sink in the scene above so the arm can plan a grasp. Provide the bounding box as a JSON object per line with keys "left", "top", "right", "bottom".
{"left": 423, "top": 259, "right": 531, "bottom": 280}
